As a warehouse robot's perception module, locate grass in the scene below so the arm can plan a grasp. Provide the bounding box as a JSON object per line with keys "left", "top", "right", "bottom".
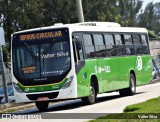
{"left": 0, "top": 109, "right": 16, "bottom": 113}
{"left": 124, "top": 97, "right": 160, "bottom": 113}
{"left": 89, "top": 97, "right": 160, "bottom": 122}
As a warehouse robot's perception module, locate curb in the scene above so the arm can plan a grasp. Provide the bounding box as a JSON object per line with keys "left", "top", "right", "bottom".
{"left": 150, "top": 78, "right": 160, "bottom": 84}
{"left": 0, "top": 103, "right": 35, "bottom": 113}
{"left": 0, "top": 103, "right": 18, "bottom": 110}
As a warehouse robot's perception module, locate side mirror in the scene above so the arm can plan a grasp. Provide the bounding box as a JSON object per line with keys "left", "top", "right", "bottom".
{"left": 76, "top": 41, "right": 82, "bottom": 50}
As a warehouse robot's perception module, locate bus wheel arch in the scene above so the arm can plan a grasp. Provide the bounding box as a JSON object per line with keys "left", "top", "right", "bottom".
{"left": 81, "top": 75, "right": 98, "bottom": 105}
{"left": 129, "top": 72, "right": 136, "bottom": 95}
{"left": 119, "top": 70, "right": 136, "bottom": 96}
{"left": 130, "top": 70, "right": 136, "bottom": 84}
{"left": 91, "top": 75, "right": 99, "bottom": 95}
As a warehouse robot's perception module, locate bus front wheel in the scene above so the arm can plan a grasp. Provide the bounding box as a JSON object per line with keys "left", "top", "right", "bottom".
{"left": 119, "top": 73, "right": 136, "bottom": 96}
{"left": 35, "top": 101, "right": 49, "bottom": 111}
{"left": 81, "top": 82, "right": 97, "bottom": 105}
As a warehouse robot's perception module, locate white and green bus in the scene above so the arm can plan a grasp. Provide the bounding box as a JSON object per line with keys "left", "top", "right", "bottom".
{"left": 11, "top": 22, "right": 152, "bottom": 111}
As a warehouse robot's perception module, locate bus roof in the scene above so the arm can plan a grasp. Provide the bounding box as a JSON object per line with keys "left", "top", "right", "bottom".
{"left": 13, "top": 22, "right": 148, "bottom": 34}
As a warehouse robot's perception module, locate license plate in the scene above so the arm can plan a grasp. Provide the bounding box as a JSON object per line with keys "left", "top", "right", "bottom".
{"left": 37, "top": 97, "right": 49, "bottom": 101}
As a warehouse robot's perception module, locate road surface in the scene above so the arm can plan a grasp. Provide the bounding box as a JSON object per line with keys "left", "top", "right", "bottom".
{"left": 1, "top": 81, "right": 160, "bottom": 122}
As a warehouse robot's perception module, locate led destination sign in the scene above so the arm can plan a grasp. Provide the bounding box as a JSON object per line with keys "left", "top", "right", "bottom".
{"left": 20, "top": 31, "right": 62, "bottom": 41}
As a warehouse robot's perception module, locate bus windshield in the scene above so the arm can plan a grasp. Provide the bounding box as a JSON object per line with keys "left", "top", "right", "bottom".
{"left": 12, "top": 28, "right": 71, "bottom": 86}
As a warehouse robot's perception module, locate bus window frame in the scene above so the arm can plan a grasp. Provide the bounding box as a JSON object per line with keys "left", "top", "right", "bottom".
{"left": 76, "top": 32, "right": 150, "bottom": 59}
{"left": 132, "top": 33, "right": 143, "bottom": 55}
{"left": 140, "top": 34, "right": 150, "bottom": 54}
{"left": 72, "top": 33, "right": 85, "bottom": 62}
{"left": 82, "top": 33, "right": 96, "bottom": 59}
{"left": 114, "top": 33, "right": 126, "bottom": 56}
{"left": 92, "top": 33, "right": 106, "bottom": 58}
{"left": 124, "top": 34, "right": 135, "bottom": 55}
{"left": 103, "top": 33, "right": 117, "bottom": 57}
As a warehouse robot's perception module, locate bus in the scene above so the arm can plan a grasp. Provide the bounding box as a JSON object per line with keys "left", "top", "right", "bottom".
{"left": 11, "top": 22, "right": 152, "bottom": 111}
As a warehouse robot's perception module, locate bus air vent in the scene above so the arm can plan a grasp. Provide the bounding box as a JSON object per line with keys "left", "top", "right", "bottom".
{"left": 26, "top": 92, "right": 59, "bottom": 100}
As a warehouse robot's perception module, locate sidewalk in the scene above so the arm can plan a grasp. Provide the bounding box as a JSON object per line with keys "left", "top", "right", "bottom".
{"left": 0, "top": 103, "right": 35, "bottom": 113}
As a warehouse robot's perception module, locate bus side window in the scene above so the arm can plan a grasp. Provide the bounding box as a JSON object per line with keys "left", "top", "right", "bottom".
{"left": 141, "top": 34, "right": 150, "bottom": 54}
{"left": 104, "top": 34, "right": 117, "bottom": 56}
{"left": 72, "top": 33, "right": 85, "bottom": 74}
{"left": 93, "top": 34, "right": 106, "bottom": 57}
{"left": 114, "top": 34, "right": 126, "bottom": 56}
{"left": 83, "top": 34, "right": 95, "bottom": 58}
{"left": 72, "top": 35, "right": 84, "bottom": 62}
{"left": 77, "top": 44, "right": 84, "bottom": 60}
{"left": 124, "top": 34, "right": 135, "bottom": 55}
{"left": 133, "top": 34, "right": 143, "bottom": 55}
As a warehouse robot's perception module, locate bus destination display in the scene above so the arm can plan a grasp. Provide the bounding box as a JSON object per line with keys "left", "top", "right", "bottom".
{"left": 20, "top": 31, "right": 62, "bottom": 41}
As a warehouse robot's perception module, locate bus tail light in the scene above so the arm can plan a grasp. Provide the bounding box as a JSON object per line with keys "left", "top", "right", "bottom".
{"left": 62, "top": 76, "right": 74, "bottom": 89}
{"left": 13, "top": 82, "right": 23, "bottom": 93}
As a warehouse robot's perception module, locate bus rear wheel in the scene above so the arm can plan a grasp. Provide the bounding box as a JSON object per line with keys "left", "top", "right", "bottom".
{"left": 119, "top": 73, "right": 136, "bottom": 96}
{"left": 35, "top": 101, "right": 49, "bottom": 111}
{"left": 81, "top": 82, "right": 97, "bottom": 105}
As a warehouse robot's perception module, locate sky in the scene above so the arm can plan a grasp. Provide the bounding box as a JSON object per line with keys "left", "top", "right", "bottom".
{"left": 142, "top": 0, "right": 160, "bottom": 10}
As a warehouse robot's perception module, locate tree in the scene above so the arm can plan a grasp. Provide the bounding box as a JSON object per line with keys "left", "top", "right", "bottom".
{"left": 1, "top": 0, "right": 157, "bottom": 62}
{"left": 0, "top": 0, "right": 44, "bottom": 43}
{"left": 82, "top": 0, "right": 142, "bottom": 26}
{"left": 137, "top": 2, "right": 160, "bottom": 34}
{"left": 83, "top": 0, "right": 121, "bottom": 22}
{"left": 42, "top": 0, "right": 77, "bottom": 25}
{"left": 117, "top": 0, "right": 142, "bottom": 26}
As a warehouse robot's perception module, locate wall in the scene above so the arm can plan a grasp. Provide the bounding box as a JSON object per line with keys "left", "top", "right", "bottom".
{"left": 149, "top": 40, "right": 160, "bottom": 59}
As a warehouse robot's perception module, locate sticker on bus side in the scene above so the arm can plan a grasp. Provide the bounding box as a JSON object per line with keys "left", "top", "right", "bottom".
{"left": 95, "top": 66, "right": 111, "bottom": 73}
{"left": 105, "top": 66, "right": 110, "bottom": 73}
{"left": 137, "top": 56, "right": 142, "bottom": 71}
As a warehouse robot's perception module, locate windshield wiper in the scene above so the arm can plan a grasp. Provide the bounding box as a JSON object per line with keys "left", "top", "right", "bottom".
{"left": 24, "top": 43, "right": 36, "bottom": 59}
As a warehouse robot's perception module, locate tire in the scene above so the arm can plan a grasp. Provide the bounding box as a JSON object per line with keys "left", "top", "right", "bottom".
{"left": 119, "top": 73, "right": 136, "bottom": 96}
{"left": 81, "top": 82, "right": 97, "bottom": 105}
{"left": 35, "top": 101, "right": 49, "bottom": 111}
{"left": 155, "top": 74, "right": 157, "bottom": 79}
{"left": 153, "top": 75, "right": 156, "bottom": 79}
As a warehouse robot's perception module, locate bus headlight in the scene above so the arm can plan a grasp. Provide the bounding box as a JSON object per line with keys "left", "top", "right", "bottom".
{"left": 13, "top": 82, "right": 23, "bottom": 93}
{"left": 62, "top": 76, "right": 74, "bottom": 89}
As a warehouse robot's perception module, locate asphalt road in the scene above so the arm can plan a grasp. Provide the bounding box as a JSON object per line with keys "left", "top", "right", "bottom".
{"left": 1, "top": 81, "right": 160, "bottom": 122}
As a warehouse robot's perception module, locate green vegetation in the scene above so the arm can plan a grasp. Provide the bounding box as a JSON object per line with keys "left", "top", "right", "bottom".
{"left": 89, "top": 97, "right": 160, "bottom": 122}
{"left": 0, "top": 0, "right": 160, "bottom": 44}
{"left": 0, "top": 0, "right": 160, "bottom": 61}
{"left": 138, "top": 2, "right": 160, "bottom": 34}
{"left": 0, "top": 109, "right": 16, "bottom": 113}
{"left": 124, "top": 97, "right": 160, "bottom": 113}
{"left": 148, "top": 30, "right": 160, "bottom": 40}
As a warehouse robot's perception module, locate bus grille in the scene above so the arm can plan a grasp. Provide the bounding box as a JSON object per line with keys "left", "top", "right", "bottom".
{"left": 26, "top": 92, "right": 59, "bottom": 100}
